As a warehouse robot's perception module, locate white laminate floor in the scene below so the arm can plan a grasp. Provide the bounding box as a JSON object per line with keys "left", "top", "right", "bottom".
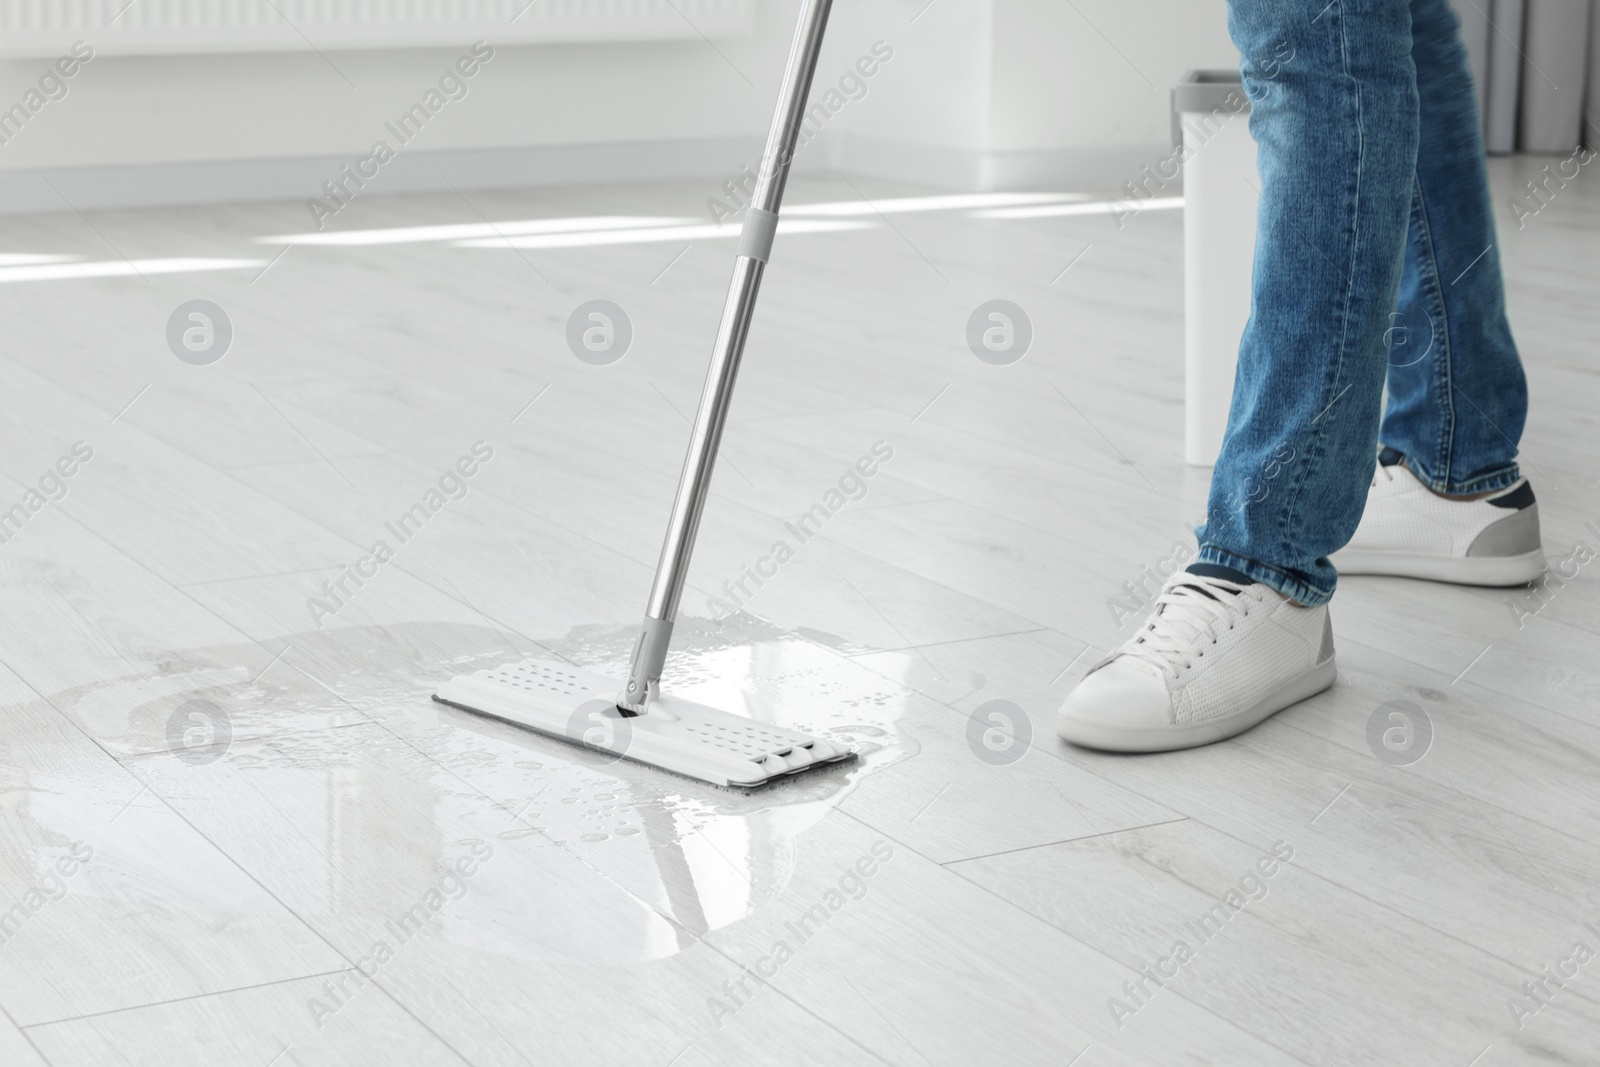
{"left": 1, "top": 157, "right": 1596, "bottom": 1067}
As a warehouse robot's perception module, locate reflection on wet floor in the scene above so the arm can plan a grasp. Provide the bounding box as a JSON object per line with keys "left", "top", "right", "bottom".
{"left": 15, "top": 615, "right": 919, "bottom": 969}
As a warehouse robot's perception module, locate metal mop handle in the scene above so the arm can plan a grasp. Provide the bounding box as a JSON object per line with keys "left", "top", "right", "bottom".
{"left": 621, "top": 0, "right": 835, "bottom": 711}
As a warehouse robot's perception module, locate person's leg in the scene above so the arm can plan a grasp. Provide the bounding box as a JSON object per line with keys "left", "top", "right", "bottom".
{"left": 1059, "top": 0, "right": 1420, "bottom": 753}
{"left": 1382, "top": 0, "right": 1526, "bottom": 494}
{"left": 1194, "top": 0, "right": 1420, "bottom": 606}
{"left": 1328, "top": 0, "right": 1544, "bottom": 586}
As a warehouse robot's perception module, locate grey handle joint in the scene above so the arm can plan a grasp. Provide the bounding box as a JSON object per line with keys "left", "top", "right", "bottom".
{"left": 620, "top": 615, "right": 675, "bottom": 712}
{"left": 738, "top": 208, "right": 780, "bottom": 263}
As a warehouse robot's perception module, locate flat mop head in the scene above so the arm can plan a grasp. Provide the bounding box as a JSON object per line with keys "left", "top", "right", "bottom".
{"left": 434, "top": 658, "right": 854, "bottom": 788}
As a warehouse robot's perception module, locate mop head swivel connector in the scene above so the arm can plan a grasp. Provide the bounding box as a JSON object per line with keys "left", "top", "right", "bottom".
{"left": 435, "top": 658, "right": 854, "bottom": 788}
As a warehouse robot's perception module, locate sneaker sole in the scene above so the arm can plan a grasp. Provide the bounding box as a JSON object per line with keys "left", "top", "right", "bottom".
{"left": 1056, "top": 658, "right": 1337, "bottom": 754}
{"left": 1332, "top": 547, "right": 1545, "bottom": 586}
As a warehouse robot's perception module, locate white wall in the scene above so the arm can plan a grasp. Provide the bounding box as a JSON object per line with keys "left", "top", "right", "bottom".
{"left": 0, "top": 36, "right": 794, "bottom": 171}
{"left": 816, "top": 0, "right": 995, "bottom": 153}
{"left": 0, "top": 0, "right": 1239, "bottom": 211}
{"left": 0, "top": 3, "right": 804, "bottom": 211}
{"left": 990, "top": 0, "right": 1236, "bottom": 151}
{"left": 808, "top": 0, "right": 1237, "bottom": 190}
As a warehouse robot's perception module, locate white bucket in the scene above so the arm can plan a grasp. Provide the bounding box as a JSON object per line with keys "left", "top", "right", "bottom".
{"left": 1173, "top": 70, "right": 1257, "bottom": 468}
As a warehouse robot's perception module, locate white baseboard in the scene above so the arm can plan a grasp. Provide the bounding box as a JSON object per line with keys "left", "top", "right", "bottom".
{"left": 0, "top": 139, "right": 762, "bottom": 216}
{"left": 0, "top": 135, "right": 1176, "bottom": 216}
{"left": 811, "top": 132, "right": 1175, "bottom": 195}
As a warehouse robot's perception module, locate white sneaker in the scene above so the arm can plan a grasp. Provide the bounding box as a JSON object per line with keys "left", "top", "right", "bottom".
{"left": 1331, "top": 459, "right": 1545, "bottom": 586}
{"left": 1057, "top": 572, "right": 1336, "bottom": 753}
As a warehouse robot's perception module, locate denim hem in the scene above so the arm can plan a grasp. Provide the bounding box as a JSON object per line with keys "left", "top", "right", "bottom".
{"left": 1196, "top": 545, "right": 1335, "bottom": 607}
{"left": 1396, "top": 452, "right": 1522, "bottom": 497}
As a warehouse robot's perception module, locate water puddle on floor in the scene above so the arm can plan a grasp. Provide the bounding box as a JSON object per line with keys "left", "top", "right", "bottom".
{"left": 20, "top": 614, "right": 923, "bottom": 966}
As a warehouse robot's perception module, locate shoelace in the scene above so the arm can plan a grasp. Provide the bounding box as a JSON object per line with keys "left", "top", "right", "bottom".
{"left": 1112, "top": 574, "right": 1262, "bottom": 676}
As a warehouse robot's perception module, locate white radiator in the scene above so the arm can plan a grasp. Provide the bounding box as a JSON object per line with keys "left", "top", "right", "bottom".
{"left": 0, "top": 0, "right": 754, "bottom": 56}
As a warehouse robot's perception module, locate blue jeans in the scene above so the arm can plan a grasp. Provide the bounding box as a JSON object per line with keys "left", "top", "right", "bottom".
{"left": 1197, "top": 0, "right": 1528, "bottom": 606}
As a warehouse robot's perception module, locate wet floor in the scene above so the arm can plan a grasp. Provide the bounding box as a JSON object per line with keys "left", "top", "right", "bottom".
{"left": 20, "top": 618, "right": 920, "bottom": 975}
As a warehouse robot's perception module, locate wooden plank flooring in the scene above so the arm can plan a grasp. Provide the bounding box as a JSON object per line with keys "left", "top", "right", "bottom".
{"left": 0, "top": 154, "right": 1596, "bottom": 1065}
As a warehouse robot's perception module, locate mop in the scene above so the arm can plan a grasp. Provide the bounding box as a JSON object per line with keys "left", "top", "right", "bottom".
{"left": 435, "top": 0, "right": 855, "bottom": 788}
